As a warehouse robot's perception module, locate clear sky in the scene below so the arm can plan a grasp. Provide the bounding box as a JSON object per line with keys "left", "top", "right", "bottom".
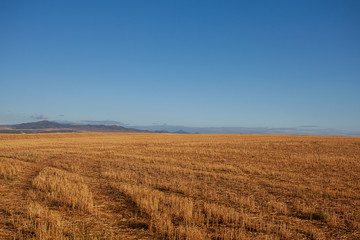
{"left": 1, "top": 0, "right": 359, "bottom": 132}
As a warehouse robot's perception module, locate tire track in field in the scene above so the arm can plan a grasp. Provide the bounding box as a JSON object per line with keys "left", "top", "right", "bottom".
{"left": 82, "top": 161, "right": 157, "bottom": 240}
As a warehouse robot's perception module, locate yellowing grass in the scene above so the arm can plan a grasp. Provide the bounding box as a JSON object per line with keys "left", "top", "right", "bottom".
{"left": 26, "top": 201, "right": 64, "bottom": 239}
{"left": 32, "top": 167, "right": 94, "bottom": 212}
{"left": 0, "top": 133, "right": 359, "bottom": 239}
{"left": 0, "top": 157, "right": 22, "bottom": 180}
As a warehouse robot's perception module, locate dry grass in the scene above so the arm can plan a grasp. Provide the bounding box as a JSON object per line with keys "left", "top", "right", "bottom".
{"left": 0, "top": 157, "right": 22, "bottom": 180}
{"left": 0, "top": 133, "right": 359, "bottom": 239}
{"left": 25, "top": 200, "right": 65, "bottom": 239}
{"left": 32, "top": 167, "right": 94, "bottom": 212}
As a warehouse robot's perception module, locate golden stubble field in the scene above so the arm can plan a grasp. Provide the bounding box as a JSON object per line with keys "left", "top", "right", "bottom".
{"left": 0, "top": 133, "right": 359, "bottom": 239}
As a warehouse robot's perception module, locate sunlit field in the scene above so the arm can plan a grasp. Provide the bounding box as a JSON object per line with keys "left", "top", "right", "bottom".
{"left": 0, "top": 133, "right": 359, "bottom": 239}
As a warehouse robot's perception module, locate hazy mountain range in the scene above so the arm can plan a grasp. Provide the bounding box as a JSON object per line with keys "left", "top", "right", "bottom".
{"left": 0, "top": 121, "right": 150, "bottom": 134}
{"left": 130, "top": 124, "right": 360, "bottom": 136}
{"left": 0, "top": 120, "right": 359, "bottom": 136}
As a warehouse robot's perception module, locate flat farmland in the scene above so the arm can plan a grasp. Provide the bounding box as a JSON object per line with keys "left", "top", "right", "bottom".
{"left": 0, "top": 133, "right": 359, "bottom": 239}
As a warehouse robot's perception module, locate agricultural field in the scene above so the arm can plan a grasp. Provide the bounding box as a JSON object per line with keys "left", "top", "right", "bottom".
{"left": 0, "top": 133, "right": 359, "bottom": 239}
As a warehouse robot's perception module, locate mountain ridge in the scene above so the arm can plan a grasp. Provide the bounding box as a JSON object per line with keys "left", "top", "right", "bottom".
{"left": 1, "top": 120, "right": 151, "bottom": 133}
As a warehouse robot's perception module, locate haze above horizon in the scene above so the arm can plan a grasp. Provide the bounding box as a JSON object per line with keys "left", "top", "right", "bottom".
{"left": 1, "top": 0, "right": 359, "bottom": 135}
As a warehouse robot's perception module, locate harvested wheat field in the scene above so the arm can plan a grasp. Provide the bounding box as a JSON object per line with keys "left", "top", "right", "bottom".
{"left": 0, "top": 133, "right": 359, "bottom": 240}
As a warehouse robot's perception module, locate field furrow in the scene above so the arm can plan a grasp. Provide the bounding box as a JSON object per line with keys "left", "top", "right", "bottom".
{"left": 0, "top": 133, "right": 359, "bottom": 239}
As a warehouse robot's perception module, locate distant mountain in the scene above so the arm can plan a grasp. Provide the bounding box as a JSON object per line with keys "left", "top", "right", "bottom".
{"left": 154, "top": 130, "right": 170, "bottom": 133}
{"left": 67, "top": 124, "right": 149, "bottom": 133}
{"left": 2, "top": 120, "right": 150, "bottom": 133}
{"left": 174, "top": 130, "right": 190, "bottom": 134}
{"left": 12, "top": 121, "right": 65, "bottom": 129}
{"left": 3, "top": 121, "right": 358, "bottom": 136}
{"left": 129, "top": 124, "right": 360, "bottom": 136}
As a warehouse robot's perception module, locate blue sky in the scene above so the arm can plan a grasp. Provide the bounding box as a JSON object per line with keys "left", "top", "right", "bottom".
{"left": 1, "top": 1, "right": 359, "bottom": 133}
